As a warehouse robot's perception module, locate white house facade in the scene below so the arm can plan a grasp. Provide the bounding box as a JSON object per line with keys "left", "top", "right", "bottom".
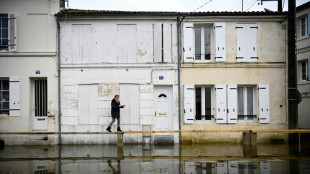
{"left": 0, "top": 0, "right": 60, "bottom": 145}
{"left": 57, "top": 10, "right": 179, "bottom": 144}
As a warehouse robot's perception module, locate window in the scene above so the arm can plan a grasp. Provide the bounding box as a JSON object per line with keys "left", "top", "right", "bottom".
{"left": 237, "top": 86, "right": 257, "bottom": 122}
{"left": 301, "top": 60, "right": 308, "bottom": 81}
{"left": 195, "top": 86, "right": 214, "bottom": 121}
{"left": 0, "top": 14, "right": 8, "bottom": 50}
{"left": 0, "top": 79, "right": 9, "bottom": 115}
{"left": 153, "top": 23, "right": 173, "bottom": 63}
{"left": 301, "top": 16, "right": 308, "bottom": 37}
{"left": 194, "top": 26, "right": 212, "bottom": 61}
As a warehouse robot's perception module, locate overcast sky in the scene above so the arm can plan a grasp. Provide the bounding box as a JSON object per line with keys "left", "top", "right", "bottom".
{"left": 68, "top": 0, "right": 309, "bottom": 12}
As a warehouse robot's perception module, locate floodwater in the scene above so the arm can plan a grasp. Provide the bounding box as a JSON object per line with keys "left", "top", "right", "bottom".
{"left": 1, "top": 143, "right": 310, "bottom": 174}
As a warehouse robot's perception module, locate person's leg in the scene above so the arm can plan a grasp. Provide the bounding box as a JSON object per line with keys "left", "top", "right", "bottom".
{"left": 117, "top": 117, "right": 120, "bottom": 127}
{"left": 107, "top": 117, "right": 115, "bottom": 132}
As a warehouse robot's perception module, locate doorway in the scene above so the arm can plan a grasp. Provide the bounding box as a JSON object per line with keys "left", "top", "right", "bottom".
{"left": 154, "top": 86, "right": 173, "bottom": 131}
{"left": 32, "top": 79, "right": 48, "bottom": 131}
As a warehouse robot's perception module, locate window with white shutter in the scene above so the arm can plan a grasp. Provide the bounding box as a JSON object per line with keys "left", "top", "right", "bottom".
{"left": 183, "top": 23, "right": 194, "bottom": 63}
{"left": 153, "top": 23, "right": 162, "bottom": 63}
{"left": 215, "top": 85, "right": 227, "bottom": 123}
{"left": 183, "top": 85, "right": 195, "bottom": 124}
{"left": 236, "top": 24, "right": 257, "bottom": 62}
{"left": 214, "top": 23, "right": 226, "bottom": 62}
{"left": 258, "top": 84, "right": 270, "bottom": 123}
{"left": 9, "top": 76, "right": 20, "bottom": 116}
{"left": 163, "top": 23, "right": 172, "bottom": 63}
{"left": 227, "top": 85, "right": 237, "bottom": 123}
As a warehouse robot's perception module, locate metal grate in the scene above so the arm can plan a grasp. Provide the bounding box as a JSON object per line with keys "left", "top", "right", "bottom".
{"left": 0, "top": 79, "right": 9, "bottom": 115}
{"left": 35, "top": 80, "right": 47, "bottom": 117}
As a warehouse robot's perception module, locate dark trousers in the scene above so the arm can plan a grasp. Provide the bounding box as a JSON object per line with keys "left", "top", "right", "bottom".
{"left": 108, "top": 117, "right": 120, "bottom": 127}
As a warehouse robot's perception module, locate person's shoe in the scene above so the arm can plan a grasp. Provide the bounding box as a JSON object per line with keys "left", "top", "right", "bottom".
{"left": 117, "top": 127, "right": 122, "bottom": 132}
{"left": 106, "top": 127, "right": 111, "bottom": 132}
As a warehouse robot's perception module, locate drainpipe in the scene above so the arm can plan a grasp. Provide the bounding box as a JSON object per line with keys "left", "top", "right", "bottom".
{"left": 176, "top": 14, "right": 181, "bottom": 144}
{"left": 56, "top": 16, "right": 61, "bottom": 145}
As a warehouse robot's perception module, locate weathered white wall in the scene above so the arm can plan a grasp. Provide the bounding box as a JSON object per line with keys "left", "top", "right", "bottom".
{"left": 0, "top": 0, "right": 59, "bottom": 145}
{"left": 60, "top": 17, "right": 179, "bottom": 144}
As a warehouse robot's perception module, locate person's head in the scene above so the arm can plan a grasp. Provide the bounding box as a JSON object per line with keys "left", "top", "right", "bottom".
{"left": 114, "top": 95, "right": 119, "bottom": 101}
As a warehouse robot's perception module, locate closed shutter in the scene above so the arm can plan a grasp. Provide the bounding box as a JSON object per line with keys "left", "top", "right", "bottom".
{"left": 308, "top": 58, "right": 310, "bottom": 81}
{"left": 154, "top": 23, "right": 162, "bottom": 63}
{"left": 247, "top": 24, "right": 258, "bottom": 61}
{"left": 78, "top": 85, "right": 99, "bottom": 124}
{"left": 183, "top": 85, "right": 194, "bottom": 124}
{"left": 216, "top": 85, "right": 227, "bottom": 123}
{"left": 8, "top": 13, "right": 17, "bottom": 52}
{"left": 9, "top": 76, "right": 20, "bottom": 116}
{"left": 214, "top": 23, "right": 226, "bottom": 62}
{"left": 258, "top": 84, "right": 270, "bottom": 123}
{"left": 183, "top": 23, "right": 194, "bottom": 63}
{"left": 163, "top": 23, "right": 172, "bottom": 63}
{"left": 236, "top": 24, "right": 246, "bottom": 62}
{"left": 227, "top": 85, "right": 237, "bottom": 123}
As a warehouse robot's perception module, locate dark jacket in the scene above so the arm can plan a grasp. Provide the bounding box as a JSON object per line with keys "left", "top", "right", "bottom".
{"left": 111, "top": 98, "right": 124, "bottom": 118}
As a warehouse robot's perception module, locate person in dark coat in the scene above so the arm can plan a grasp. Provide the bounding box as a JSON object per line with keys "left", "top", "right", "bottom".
{"left": 106, "top": 95, "right": 125, "bottom": 132}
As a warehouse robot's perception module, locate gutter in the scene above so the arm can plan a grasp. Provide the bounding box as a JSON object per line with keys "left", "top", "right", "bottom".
{"left": 56, "top": 16, "right": 61, "bottom": 145}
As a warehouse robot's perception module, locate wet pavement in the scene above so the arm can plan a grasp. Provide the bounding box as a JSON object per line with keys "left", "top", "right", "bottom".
{"left": 1, "top": 143, "right": 310, "bottom": 173}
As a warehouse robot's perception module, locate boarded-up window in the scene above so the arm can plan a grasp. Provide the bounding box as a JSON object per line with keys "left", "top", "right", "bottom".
{"left": 78, "top": 84, "right": 98, "bottom": 124}
{"left": 117, "top": 24, "right": 137, "bottom": 63}
{"left": 72, "top": 24, "right": 91, "bottom": 63}
{"left": 120, "top": 84, "right": 139, "bottom": 124}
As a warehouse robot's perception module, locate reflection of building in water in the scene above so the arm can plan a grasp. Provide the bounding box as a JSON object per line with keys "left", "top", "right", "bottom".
{"left": 184, "top": 161, "right": 270, "bottom": 174}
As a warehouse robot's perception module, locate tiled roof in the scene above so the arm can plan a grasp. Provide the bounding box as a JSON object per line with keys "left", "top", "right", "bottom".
{"left": 55, "top": 9, "right": 287, "bottom": 17}
{"left": 297, "top": 1, "right": 310, "bottom": 12}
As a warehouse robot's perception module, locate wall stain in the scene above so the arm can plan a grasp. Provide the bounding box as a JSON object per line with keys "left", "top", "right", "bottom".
{"left": 138, "top": 49, "right": 147, "bottom": 56}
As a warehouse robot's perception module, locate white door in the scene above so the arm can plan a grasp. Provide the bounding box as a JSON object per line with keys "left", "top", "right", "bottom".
{"left": 154, "top": 86, "right": 173, "bottom": 130}
{"left": 32, "top": 79, "right": 48, "bottom": 131}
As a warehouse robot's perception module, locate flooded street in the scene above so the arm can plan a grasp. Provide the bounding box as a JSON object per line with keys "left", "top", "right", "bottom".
{"left": 1, "top": 143, "right": 310, "bottom": 173}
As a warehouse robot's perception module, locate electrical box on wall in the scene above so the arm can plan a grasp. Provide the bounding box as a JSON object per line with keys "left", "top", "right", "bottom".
{"left": 47, "top": 108, "right": 55, "bottom": 117}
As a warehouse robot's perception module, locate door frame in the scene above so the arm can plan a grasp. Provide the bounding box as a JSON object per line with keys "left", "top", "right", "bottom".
{"left": 154, "top": 85, "right": 173, "bottom": 131}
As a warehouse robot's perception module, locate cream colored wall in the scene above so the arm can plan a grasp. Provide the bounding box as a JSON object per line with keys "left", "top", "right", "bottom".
{"left": 180, "top": 20, "right": 288, "bottom": 143}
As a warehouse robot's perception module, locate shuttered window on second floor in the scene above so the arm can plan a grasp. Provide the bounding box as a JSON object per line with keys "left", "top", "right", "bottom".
{"left": 236, "top": 24, "right": 258, "bottom": 62}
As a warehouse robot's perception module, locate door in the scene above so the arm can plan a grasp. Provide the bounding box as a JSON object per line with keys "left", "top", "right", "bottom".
{"left": 32, "top": 79, "right": 48, "bottom": 131}
{"left": 154, "top": 86, "right": 173, "bottom": 130}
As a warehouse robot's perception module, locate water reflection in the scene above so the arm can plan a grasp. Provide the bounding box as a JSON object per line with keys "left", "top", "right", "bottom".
{"left": 1, "top": 143, "right": 310, "bottom": 174}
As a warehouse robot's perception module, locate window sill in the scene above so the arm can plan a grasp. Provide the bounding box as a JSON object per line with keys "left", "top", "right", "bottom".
{"left": 297, "top": 35, "right": 310, "bottom": 41}
{"left": 298, "top": 81, "right": 310, "bottom": 85}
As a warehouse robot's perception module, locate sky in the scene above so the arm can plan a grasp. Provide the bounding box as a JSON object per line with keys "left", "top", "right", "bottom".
{"left": 68, "top": 0, "right": 310, "bottom": 12}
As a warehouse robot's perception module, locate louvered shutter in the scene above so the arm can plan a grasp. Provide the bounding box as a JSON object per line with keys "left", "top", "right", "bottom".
{"left": 183, "top": 85, "right": 195, "bottom": 124}
{"left": 214, "top": 23, "right": 226, "bottom": 62}
{"left": 8, "top": 13, "right": 17, "bottom": 51}
{"left": 183, "top": 23, "right": 194, "bottom": 62}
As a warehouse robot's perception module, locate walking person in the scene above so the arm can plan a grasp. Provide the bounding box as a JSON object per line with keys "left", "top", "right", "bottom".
{"left": 106, "top": 95, "right": 125, "bottom": 132}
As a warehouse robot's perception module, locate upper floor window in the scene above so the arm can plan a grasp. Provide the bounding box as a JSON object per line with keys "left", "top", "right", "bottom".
{"left": 194, "top": 26, "right": 212, "bottom": 61}
{"left": 0, "top": 14, "right": 16, "bottom": 51}
{"left": 0, "top": 15, "right": 8, "bottom": 51}
{"left": 300, "top": 59, "right": 310, "bottom": 81}
{"left": 301, "top": 16, "right": 308, "bottom": 37}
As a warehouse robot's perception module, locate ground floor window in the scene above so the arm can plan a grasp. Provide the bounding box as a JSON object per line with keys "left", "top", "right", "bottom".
{"left": 237, "top": 86, "right": 257, "bottom": 122}
{"left": 0, "top": 78, "right": 9, "bottom": 115}
{"left": 195, "top": 86, "right": 214, "bottom": 121}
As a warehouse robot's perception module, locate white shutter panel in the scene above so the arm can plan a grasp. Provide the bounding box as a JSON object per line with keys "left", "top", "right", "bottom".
{"left": 260, "top": 161, "right": 271, "bottom": 174}
{"left": 163, "top": 23, "right": 172, "bottom": 63}
{"left": 9, "top": 76, "right": 20, "bottom": 116}
{"left": 183, "top": 23, "right": 193, "bottom": 62}
{"left": 247, "top": 24, "right": 258, "bottom": 62}
{"left": 88, "top": 85, "right": 99, "bottom": 124}
{"left": 227, "top": 85, "right": 237, "bottom": 123}
{"left": 259, "top": 84, "right": 270, "bottom": 123}
{"left": 8, "top": 13, "right": 17, "bottom": 51}
{"left": 214, "top": 23, "right": 226, "bottom": 62}
{"left": 216, "top": 85, "right": 227, "bottom": 123}
{"left": 217, "top": 161, "right": 228, "bottom": 174}
{"left": 154, "top": 23, "right": 162, "bottom": 63}
{"left": 236, "top": 24, "right": 246, "bottom": 62}
{"left": 183, "top": 85, "right": 195, "bottom": 124}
